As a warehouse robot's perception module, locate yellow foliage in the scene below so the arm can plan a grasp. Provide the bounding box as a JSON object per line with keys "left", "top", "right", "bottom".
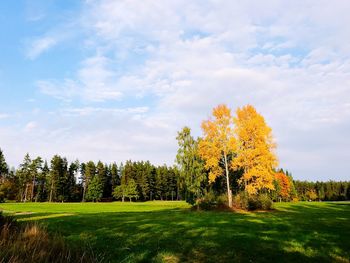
{"left": 198, "top": 104, "right": 236, "bottom": 183}
{"left": 231, "top": 105, "right": 278, "bottom": 195}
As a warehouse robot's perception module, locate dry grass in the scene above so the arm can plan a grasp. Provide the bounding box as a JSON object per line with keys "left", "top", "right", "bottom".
{"left": 0, "top": 212, "right": 101, "bottom": 263}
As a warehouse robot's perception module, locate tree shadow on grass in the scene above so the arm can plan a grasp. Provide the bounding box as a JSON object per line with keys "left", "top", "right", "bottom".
{"left": 11, "top": 203, "right": 350, "bottom": 263}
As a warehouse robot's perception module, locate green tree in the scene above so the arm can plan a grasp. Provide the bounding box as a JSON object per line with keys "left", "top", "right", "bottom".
{"left": 113, "top": 184, "right": 127, "bottom": 202}
{"left": 85, "top": 176, "right": 103, "bottom": 202}
{"left": 82, "top": 161, "right": 96, "bottom": 202}
{"left": 110, "top": 163, "right": 120, "bottom": 191}
{"left": 67, "top": 160, "right": 79, "bottom": 201}
{"left": 36, "top": 160, "right": 49, "bottom": 201}
{"left": 176, "top": 127, "right": 207, "bottom": 204}
{"left": 0, "top": 148, "right": 8, "bottom": 182}
{"left": 48, "top": 155, "right": 68, "bottom": 202}
{"left": 96, "top": 161, "right": 108, "bottom": 198}
{"left": 126, "top": 179, "right": 138, "bottom": 202}
{"left": 17, "top": 153, "right": 32, "bottom": 202}
{"left": 29, "top": 156, "right": 43, "bottom": 201}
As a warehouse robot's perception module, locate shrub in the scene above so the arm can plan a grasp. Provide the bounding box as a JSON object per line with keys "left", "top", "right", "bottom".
{"left": 216, "top": 194, "right": 228, "bottom": 207}
{"left": 233, "top": 192, "right": 249, "bottom": 210}
{"left": 248, "top": 194, "right": 273, "bottom": 211}
{"left": 233, "top": 192, "right": 273, "bottom": 211}
{"left": 196, "top": 191, "right": 217, "bottom": 210}
{"left": 258, "top": 194, "right": 273, "bottom": 210}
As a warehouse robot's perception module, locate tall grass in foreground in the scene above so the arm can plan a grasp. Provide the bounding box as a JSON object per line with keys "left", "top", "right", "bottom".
{"left": 0, "top": 212, "right": 101, "bottom": 263}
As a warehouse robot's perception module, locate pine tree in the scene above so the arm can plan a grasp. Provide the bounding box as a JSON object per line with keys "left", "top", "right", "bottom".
{"left": 48, "top": 155, "right": 68, "bottom": 202}
{"left": 110, "top": 163, "right": 120, "bottom": 191}
{"left": 96, "top": 161, "right": 108, "bottom": 198}
{"left": 29, "top": 156, "right": 43, "bottom": 201}
{"left": 67, "top": 161, "right": 79, "bottom": 201}
{"left": 82, "top": 161, "right": 95, "bottom": 202}
{"left": 0, "top": 148, "right": 8, "bottom": 183}
{"left": 17, "top": 153, "right": 32, "bottom": 202}
{"left": 36, "top": 160, "right": 49, "bottom": 201}
{"left": 85, "top": 176, "right": 103, "bottom": 202}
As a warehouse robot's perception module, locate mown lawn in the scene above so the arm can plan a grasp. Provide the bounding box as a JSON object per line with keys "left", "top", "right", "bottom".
{"left": 1, "top": 201, "right": 349, "bottom": 263}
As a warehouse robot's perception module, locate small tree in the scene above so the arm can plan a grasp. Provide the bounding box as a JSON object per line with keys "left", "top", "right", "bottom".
{"left": 85, "top": 176, "right": 103, "bottom": 202}
{"left": 113, "top": 179, "right": 138, "bottom": 202}
{"left": 113, "top": 184, "right": 127, "bottom": 202}
{"left": 274, "top": 172, "right": 291, "bottom": 201}
{"left": 306, "top": 189, "right": 318, "bottom": 201}
{"left": 126, "top": 179, "right": 138, "bottom": 202}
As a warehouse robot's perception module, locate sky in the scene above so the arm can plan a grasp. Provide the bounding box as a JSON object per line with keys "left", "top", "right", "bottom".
{"left": 0, "top": 0, "right": 349, "bottom": 181}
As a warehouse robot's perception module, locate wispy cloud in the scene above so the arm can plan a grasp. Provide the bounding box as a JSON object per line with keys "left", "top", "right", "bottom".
{"left": 37, "top": 55, "right": 123, "bottom": 102}
{"left": 0, "top": 113, "right": 10, "bottom": 119}
{"left": 26, "top": 36, "right": 57, "bottom": 59}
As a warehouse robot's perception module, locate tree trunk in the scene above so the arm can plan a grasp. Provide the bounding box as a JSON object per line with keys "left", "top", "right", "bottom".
{"left": 31, "top": 174, "right": 36, "bottom": 201}
{"left": 224, "top": 153, "right": 232, "bottom": 208}
{"left": 82, "top": 184, "right": 86, "bottom": 202}
{"left": 49, "top": 179, "right": 54, "bottom": 202}
{"left": 24, "top": 183, "right": 30, "bottom": 202}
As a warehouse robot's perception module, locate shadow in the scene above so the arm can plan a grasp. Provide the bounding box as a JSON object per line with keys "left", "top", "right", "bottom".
{"left": 6, "top": 202, "right": 350, "bottom": 263}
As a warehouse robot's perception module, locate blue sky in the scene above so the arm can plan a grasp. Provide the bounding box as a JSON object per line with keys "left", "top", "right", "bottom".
{"left": 0, "top": 0, "right": 349, "bottom": 181}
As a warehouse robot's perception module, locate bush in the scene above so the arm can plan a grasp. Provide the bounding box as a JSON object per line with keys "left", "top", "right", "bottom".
{"left": 248, "top": 194, "right": 273, "bottom": 211}
{"left": 216, "top": 194, "right": 228, "bottom": 207}
{"left": 233, "top": 192, "right": 273, "bottom": 211}
{"left": 233, "top": 192, "right": 249, "bottom": 210}
{"left": 258, "top": 194, "right": 273, "bottom": 210}
{"left": 196, "top": 191, "right": 217, "bottom": 210}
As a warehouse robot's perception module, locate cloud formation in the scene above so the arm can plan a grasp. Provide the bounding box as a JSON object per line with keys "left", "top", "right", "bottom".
{"left": 1, "top": 0, "right": 350, "bottom": 181}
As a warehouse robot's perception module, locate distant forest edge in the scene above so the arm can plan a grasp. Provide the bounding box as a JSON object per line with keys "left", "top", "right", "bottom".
{"left": 0, "top": 104, "right": 349, "bottom": 205}
{"left": 1, "top": 153, "right": 349, "bottom": 204}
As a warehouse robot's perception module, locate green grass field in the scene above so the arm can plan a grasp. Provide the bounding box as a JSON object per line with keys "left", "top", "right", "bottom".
{"left": 1, "top": 201, "right": 349, "bottom": 263}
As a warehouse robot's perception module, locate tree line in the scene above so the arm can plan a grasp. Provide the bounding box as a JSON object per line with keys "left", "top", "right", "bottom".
{"left": 0, "top": 148, "right": 349, "bottom": 203}
{"left": 294, "top": 180, "right": 350, "bottom": 201}
{"left": 0, "top": 151, "right": 181, "bottom": 202}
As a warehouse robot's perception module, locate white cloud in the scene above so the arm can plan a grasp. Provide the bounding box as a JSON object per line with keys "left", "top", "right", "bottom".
{"left": 37, "top": 55, "right": 123, "bottom": 102}
{"left": 11, "top": 0, "right": 350, "bottom": 180}
{"left": 26, "top": 36, "right": 57, "bottom": 59}
{"left": 61, "top": 106, "right": 149, "bottom": 116}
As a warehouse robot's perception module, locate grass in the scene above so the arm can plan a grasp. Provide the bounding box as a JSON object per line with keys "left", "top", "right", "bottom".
{"left": 0, "top": 201, "right": 349, "bottom": 263}
{"left": 0, "top": 212, "right": 99, "bottom": 263}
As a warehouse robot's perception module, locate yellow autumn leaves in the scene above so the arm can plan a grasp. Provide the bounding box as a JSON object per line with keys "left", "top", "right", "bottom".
{"left": 199, "top": 104, "right": 278, "bottom": 196}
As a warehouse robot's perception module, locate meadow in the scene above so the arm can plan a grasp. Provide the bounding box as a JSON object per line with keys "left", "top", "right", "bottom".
{"left": 1, "top": 201, "right": 349, "bottom": 263}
